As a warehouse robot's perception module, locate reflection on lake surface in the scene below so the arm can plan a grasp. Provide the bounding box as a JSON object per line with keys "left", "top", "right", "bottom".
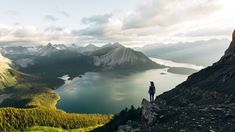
{"left": 56, "top": 68, "right": 188, "bottom": 114}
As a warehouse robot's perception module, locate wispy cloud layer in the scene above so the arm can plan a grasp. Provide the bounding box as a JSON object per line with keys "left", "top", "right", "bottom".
{"left": 58, "top": 11, "right": 70, "bottom": 17}
{"left": 122, "top": 0, "right": 221, "bottom": 29}
{"left": 0, "top": 0, "right": 234, "bottom": 46}
{"left": 44, "top": 15, "right": 58, "bottom": 21}
{"left": 0, "top": 25, "right": 72, "bottom": 45}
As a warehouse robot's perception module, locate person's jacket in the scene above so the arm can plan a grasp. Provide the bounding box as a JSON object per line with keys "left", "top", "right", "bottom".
{"left": 148, "top": 86, "right": 155, "bottom": 94}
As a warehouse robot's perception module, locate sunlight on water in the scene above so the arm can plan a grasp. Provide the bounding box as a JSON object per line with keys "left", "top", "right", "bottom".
{"left": 56, "top": 68, "right": 188, "bottom": 114}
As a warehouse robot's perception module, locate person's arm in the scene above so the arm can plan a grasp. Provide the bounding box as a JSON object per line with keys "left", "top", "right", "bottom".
{"left": 148, "top": 86, "right": 151, "bottom": 94}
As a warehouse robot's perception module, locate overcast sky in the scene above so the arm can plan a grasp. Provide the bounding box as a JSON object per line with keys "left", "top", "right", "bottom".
{"left": 0, "top": 0, "right": 234, "bottom": 47}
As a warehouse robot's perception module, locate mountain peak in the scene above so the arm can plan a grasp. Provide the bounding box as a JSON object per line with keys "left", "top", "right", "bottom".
{"left": 233, "top": 29, "right": 235, "bottom": 41}
{"left": 217, "top": 30, "right": 235, "bottom": 64}
{"left": 102, "top": 42, "right": 124, "bottom": 49}
{"left": 113, "top": 42, "right": 124, "bottom": 47}
{"left": 85, "top": 44, "right": 97, "bottom": 48}
{"left": 47, "top": 42, "right": 53, "bottom": 47}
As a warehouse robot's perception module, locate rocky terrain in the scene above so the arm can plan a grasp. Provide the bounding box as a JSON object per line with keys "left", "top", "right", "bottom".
{"left": 97, "top": 30, "right": 235, "bottom": 132}
{"left": 117, "top": 99, "right": 234, "bottom": 132}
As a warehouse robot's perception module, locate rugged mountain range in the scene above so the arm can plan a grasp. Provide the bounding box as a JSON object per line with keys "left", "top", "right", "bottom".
{"left": 1, "top": 43, "right": 163, "bottom": 87}
{"left": 3, "top": 42, "right": 163, "bottom": 70}
{"left": 36, "top": 43, "right": 59, "bottom": 56}
{"left": 97, "top": 31, "right": 235, "bottom": 132}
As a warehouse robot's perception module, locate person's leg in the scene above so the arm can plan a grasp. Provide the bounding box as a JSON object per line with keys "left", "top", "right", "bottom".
{"left": 150, "top": 94, "right": 153, "bottom": 102}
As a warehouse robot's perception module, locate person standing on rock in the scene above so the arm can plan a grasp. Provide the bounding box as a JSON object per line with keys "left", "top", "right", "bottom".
{"left": 148, "top": 81, "right": 156, "bottom": 102}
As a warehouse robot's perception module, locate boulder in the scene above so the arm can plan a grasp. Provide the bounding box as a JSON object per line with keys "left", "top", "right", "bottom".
{"left": 117, "top": 125, "right": 134, "bottom": 132}
{"left": 141, "top": 98, "right": 160, "bottom": 125}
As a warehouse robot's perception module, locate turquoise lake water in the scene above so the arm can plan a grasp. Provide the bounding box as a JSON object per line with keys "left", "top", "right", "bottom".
{"left": 56, "top": 68, "right": 188, "bottom": 114}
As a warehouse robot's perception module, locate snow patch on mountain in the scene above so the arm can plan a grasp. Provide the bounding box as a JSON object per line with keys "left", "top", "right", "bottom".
{"left": 37, "top": 43, "right": 58, "bottom": 56}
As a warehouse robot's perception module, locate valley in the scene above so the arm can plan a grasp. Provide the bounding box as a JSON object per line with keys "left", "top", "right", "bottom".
{"left": 0, "top": 42, "right": 201, "bottom": 131}
{"left": 0, "top": 1, "right": 234, "bottom": 131}
{"left": 0, "top": 37, "right": 234, "bottom": 132}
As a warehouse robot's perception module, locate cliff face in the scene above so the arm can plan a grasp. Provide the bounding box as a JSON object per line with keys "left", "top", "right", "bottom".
{"left": 155, "top": 31, "right": 235, "bottom": 106}
{"left": 98, "top": 30, "right": 235, "bottom": 132}
{"left": 218, "top": 30, "right": 235, "bottom": 64}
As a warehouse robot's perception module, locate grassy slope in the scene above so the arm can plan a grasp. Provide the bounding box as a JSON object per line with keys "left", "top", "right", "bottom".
{"left": 0, "top": 69, "right": 112, "bottom": 131}
{"left": 25, "top": 125, "right": 103, "bottom": 132}
{"left": 0, "top": 87, "right": 112, "bottom": 131}
{"left": 0, "top": 107, "right": 112, "bottom": 131}
{"left": 0, "top": 69, "right": 17, "bottom": 91}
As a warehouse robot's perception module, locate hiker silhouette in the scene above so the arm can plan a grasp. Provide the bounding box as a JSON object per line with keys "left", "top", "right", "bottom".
{"left": 148, "top": 81, "right": 156, "bottom": 102}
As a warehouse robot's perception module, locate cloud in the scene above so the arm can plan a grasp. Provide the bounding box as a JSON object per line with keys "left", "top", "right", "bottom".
{"left": 122, "top": 0, "right": 221, "bottom": 29}
{"left": 176, "top": 26, "right": 233, "bottom": 38}
{"left": 13, "top": 26, "right": 42, "bottom": 38}
{"left": 5, "top": 10, "right": 19, "bottom": 16}
{"left": 44, "top": 15, "right": 58, "bottom": 21}
{"left": 73, "top": 26, "right": 106, "bottom": 37}
{"left": 44, "top": 26, "right": 72, "bottom": 41}
{"left": 71, "top": 0, "right": 228, "bottom": 46}
{"left": 45, "top": 26, "right": 65, "bottom": 32}
{"left": 58, "top": 11, "right": 69, "bottom": 17}
{"left": 81, "top": 13, "right": 112, "bottom": 25}
{"left": 0, "top": 0, "right": 233, "bottom": 47}
{"left": 0, "top": 24, "right": 73, "bottom": 46}
{"left": 0, "top": 26, "right": 11, "bottom": 37}
{"left": 74, "top": 13, "right": 122, "bottom": 37}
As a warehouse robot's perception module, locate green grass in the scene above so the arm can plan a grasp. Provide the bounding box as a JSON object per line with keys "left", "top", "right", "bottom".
{"left": 0, "top": 81, "right": 112, "bottom": 131}
{"left": 0, "top": 69, "right": 112, "bottom": 132}
{"left": 0, "top": 70, "right": 17, "bottom": 90}
{"left": 0, "top": 107, "right": 112, "bottom": 131}
{"left": 0, "top": 87, "right": 112, "bottom": 131}
{"left": 25, "top": 125, "right": 103, "bottom": 132}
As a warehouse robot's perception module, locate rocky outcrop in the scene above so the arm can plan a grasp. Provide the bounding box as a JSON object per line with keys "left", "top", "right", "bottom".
{"left": 116, "top": 99, "right": 235, "bottom": 132}
{"left": 117, "top": 125, "right": 134, "bottom": 132}
{"left": 233, "top": 30, "right": 235, "bottom": 41}
{"left": 155, "top": 30, "right": 235, "bottom": 106}
{"left": 117, "top": 120, "right": 141, "bottom": 132}
{"left": 141, "top": 99, "right": 160, "bottom": 125}
{"left": 218, "top": 33, "right": 235, "bottom": 64}
{"left": 111, "top": 30, "right": 235, "bottom": 132}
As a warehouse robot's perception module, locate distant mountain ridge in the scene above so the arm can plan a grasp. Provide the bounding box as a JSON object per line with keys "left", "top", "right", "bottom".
{"left": 156, "top": 37, "right": 235, "bottom": 106}
{"left": 2, "top": 43, "right": 164, "bottom": 87}
{"left": 3, "top": 42, "right": 163, "bottom": 70}
{"left": 137, "top": 39, "right": 230, "bottom": 66}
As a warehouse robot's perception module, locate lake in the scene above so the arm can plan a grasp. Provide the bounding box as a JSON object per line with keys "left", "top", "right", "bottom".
{"left": 55, "top": 68, "right": 189, "bottom": 114}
